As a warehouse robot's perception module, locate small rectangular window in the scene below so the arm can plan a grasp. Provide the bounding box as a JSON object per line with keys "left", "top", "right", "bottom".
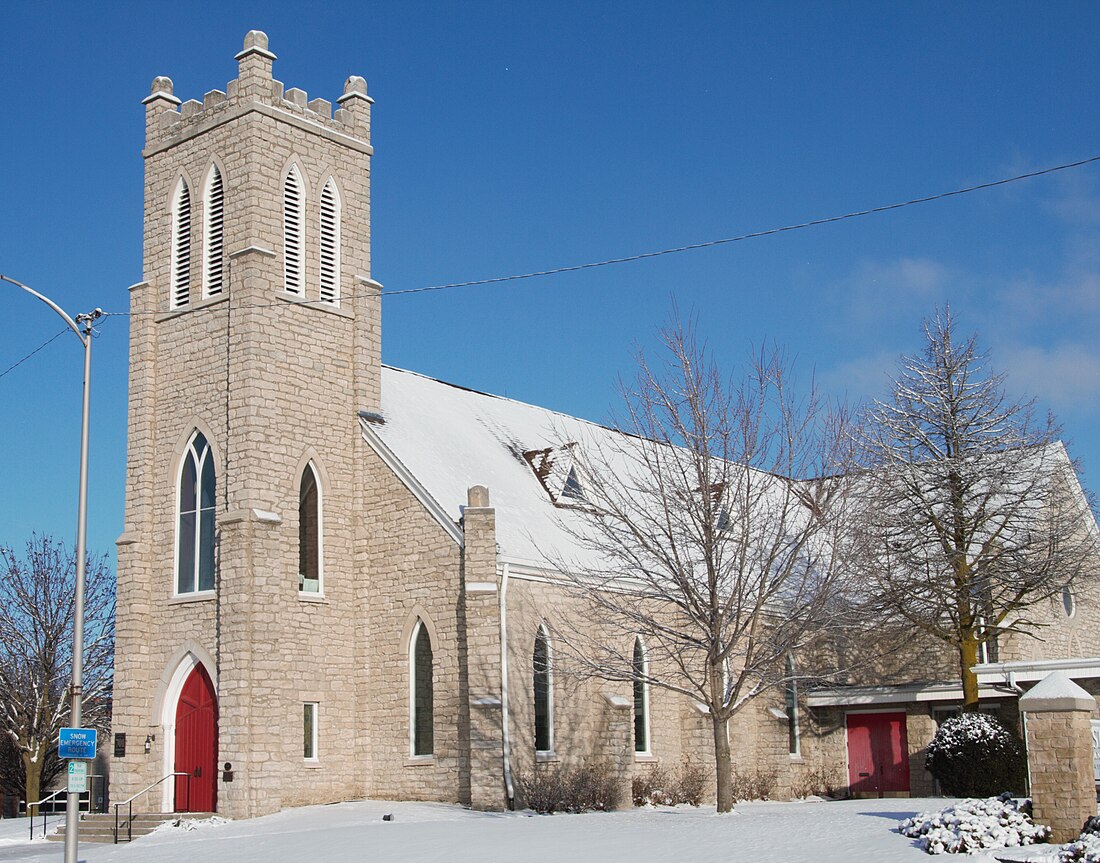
{"left": 303, "top": 702, "right": 319, "bottom": 761}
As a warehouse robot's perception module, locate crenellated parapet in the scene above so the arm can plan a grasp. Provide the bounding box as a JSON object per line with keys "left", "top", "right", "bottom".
{"left": 142, "top": 30, "right": 373, "bottom": 152}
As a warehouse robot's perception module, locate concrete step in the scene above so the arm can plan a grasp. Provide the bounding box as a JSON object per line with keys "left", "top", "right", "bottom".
{"left": 48, "top": 812, "right": 216, "bottom": 843}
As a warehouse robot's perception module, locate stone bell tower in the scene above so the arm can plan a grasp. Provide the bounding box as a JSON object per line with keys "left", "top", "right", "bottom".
{"left": 112, "top": 31, "right": 381, "bottom": 818}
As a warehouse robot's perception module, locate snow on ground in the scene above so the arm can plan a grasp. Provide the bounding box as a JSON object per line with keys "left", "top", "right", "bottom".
{"left": 0, "top": 797, "right": 1000, "bottom": 863}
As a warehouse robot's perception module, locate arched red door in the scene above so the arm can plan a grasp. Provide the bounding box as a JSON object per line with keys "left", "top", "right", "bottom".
{"left": 174, "top": 664, "right": 218, "bottom": 812}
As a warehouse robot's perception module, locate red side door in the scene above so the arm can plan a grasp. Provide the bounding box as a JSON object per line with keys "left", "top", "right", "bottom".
{"left": 174, "top": 664, "right": 218, "bottom": 812}
{"left": 846, "top": 712, "right": 910, "bottom": 796}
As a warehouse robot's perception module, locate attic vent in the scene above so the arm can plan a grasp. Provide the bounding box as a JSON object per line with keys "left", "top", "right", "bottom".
{"left": 524, "top": 443, "right": 585, "bottom": 506}
{"left": 283, "top": 165, "right": 304, "bottom": 295}
{"left": 203, "top": 165, "right": 224, "bottom": 298}
{"left": 319, "top": 179, "right": 341, "bottom": 304}
{"left": 170, "top": 178, "right": 192, "bottom": 309}
{"left": 561, "top": 467, "right": 584, "bottom": 501}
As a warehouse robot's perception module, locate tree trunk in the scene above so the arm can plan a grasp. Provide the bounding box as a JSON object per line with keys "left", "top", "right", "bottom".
{"left": 712, "top": 713, "right": 733, "bottom": 813}
{"left": 959, "top": 634, "right": 981, "bottom": 711}
{"left": 23, "top": 750, "right": 41, "bottom": 817}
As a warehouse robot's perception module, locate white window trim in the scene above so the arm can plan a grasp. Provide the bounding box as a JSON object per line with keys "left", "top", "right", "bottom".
{"left": 785, "top": 656, "right": 801, "bottom": 758}
{"left": 202, "top": 164, "right": 225, "bottom": 299}
{"left": 534, "top": 625, "right": 554, "bottom": 754}
{"left": 318, "top": 178, "right": 341, "bottom": 306}
{"left": 633, "top": 636, "right": 651, "bottom": 757}
{"left": 303, "top": 701, "right": 319, "bottom": 762}
{"left": 169, "top": 178, "right": 191, "bottom": 309}
{"left": 409, "top": 620, "right": 433, "bottom": 759}
{"left": 298, "top": 462, "right": 324, "bottom": 596}
{"left": 173, "top": 432, "right": 215, "bottom": 596}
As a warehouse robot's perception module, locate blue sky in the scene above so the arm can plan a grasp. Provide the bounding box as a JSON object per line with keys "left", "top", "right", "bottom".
{"left": 2, "top": 1, "right": 1099, "bottom": 561}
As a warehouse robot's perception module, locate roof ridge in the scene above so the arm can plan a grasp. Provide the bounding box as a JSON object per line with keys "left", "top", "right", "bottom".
{"left": 381, "top": 363, "right": 621, "bottom": 436}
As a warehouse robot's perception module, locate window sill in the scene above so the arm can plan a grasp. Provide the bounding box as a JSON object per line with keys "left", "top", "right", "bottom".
{"left": 789, "top": 753, "right": 803, "bottom": 762}
{"left": 298, "top": 592, "right": 328, "bottom": 603}
{"left": 405, "top": 756, "right": 435, "bottom": 767}
{"left": 168, "top": 591, "right": 216, "bottom": 604}
{"left": 156, "top": 292, "right": 229, "bottom": 322}
{"left": 303, "top": 759, "right": 322, "bottom": 769}
{"left": 275, "top": 291, "right": 353, "bottom": 319}
{"left": 634, "top": 753, "right": 659, "bottom": 763}
{"left": 535, "top": 751, "right": 559, "bottom": 764}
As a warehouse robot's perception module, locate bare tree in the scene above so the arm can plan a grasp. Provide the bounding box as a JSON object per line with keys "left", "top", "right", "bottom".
{"left": 0, "top": 535, "right": 114, "bottom": 810}
{"left": 853, "top": 308, "right": 1098, "bottom": 710}
{"left": 552, "top": 321, "right": 854, "bottom": 813}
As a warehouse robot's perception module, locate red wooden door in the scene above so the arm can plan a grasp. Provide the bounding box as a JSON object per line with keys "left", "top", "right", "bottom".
{"left": 846, "top": 712, "right": 910, "bottom": 796}
{"left": 174, "top": 664, "right": 218, "bottom": 812}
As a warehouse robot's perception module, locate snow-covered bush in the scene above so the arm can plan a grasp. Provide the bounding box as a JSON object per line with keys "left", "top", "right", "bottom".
{"left": 898, "top": 793, "right": 1050, "bottom": 854}
{"left": 1057, "top": 816, "right": 1100, "bottom": 862}
{"left": 925, "top": 713, "right": 1026, "bottom": 796}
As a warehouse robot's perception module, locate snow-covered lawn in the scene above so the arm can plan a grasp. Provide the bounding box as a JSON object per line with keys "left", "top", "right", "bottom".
{"left": 0, "top": 797, "right": 1007, "bottom": 863}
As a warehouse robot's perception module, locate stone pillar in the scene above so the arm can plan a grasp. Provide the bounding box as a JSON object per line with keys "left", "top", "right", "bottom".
{"left": 600, "top": 691, "right": 635, "bottom": 810}
{"left": 461, "top": 486, "right": 507, "bottom": 810}
{"left": 1019, "top": 671, "right": 1097, "bottom": 843}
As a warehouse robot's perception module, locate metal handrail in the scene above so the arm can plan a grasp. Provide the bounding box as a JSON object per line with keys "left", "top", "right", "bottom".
{"left": 27, "top": 789, "right": 65, "bottom": 841}
{"left": 27, "top": 778, "right": 104, "bottom": 840}
{"left": 113, "top": 772, "right": 190, "bottom": 844}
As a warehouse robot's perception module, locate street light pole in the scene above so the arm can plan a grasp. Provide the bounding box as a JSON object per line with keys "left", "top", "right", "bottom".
{"left": 0, "top": 274, "right": 101, "bottom": 863}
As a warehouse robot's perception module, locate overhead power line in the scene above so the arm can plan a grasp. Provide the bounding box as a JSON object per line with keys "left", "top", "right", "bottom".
{"left": 386, "top": 154, "right": 1100, "bottom": 296}
{"left": 0, "top": 328, "right": 70, "bottom": 382}
{"left": 91, "top": 151, "right": 1100, "bottom": 316}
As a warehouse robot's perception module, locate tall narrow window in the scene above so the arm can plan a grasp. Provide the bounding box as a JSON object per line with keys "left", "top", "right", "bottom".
{"left": 170, "top": 178, "right": 192, "bottom": 309}
{"left": 203, "top": 165, "right": 224, "bottom": 298}
{"left": 785, "top": 655, "right": 800, "bottom": 757}
{"left": 177, "top": 431, "right": 216, "bottom": 594}
{"left": 283, "top": 165, "right": 304, "bottom": 295}
{"left": 411, "top": 621, "right": 434, "bottom": 756}
{"left": 303, "top": 702, "right": 319, "bottom": 760}
{"left": 299, "top": 463, "right": 321, "bottom": 593}
{"left": 633, "top": 637, "right": 650, "bottom": 754}
{"left": 319, "top": 179, "right": 341, "bottom": 304}
{"left": 533, "top": 626, "right": 553, "bottom": 753}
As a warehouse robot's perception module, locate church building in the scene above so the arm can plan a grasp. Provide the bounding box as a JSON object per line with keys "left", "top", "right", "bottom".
{"left": 110, "top": 32, "right": 1100, "bottom": 819}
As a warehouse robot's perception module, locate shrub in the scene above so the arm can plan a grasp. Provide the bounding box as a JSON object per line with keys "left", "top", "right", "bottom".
{"left": 899, "top": 793, "right": 1050, "bottom": 855}
{"left": 729, "top": 766, "right": 779, "bottom": 802}
{"left": 791, "top": 763, "right": 840, "bottom": 799}
{"left": 632, "top": 761, "right": 706, "bottom": 807}
{"left": 1056, "top": 816, "right": 1100, "bottom": 862}
{"left": 516, "top": 764, "right": 619, "bottom": 814}
{"left": 925, "top": 713, "right": 1027, "bottom": 797}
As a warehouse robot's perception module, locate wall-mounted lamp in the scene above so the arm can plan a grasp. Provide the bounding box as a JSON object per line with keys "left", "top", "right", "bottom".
{"left": 144, "top": 734, "right": 155, "bottom": 754}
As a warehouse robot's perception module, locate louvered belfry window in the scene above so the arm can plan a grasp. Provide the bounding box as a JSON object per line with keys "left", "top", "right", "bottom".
{"left": 170, "top": 178, "right": 192, "bottom": 309}
{"left": 319, "top": 179, "right": 340, "bottom": 304}
{"left": 283, "top": 166, "right": 304, "bottom": 295}
{"left": 203, "top": 166, "right": 224, "bottom": 298}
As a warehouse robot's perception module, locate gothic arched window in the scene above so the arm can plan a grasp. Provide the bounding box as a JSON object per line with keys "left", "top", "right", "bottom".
{"left": 283, "top": 165, "right": 304, "bottom": 295}
{"left": 170, "top": 177, "right": 192, "bottom": 309}
{"left": 177, "top": 431, "right": 216, "bottom": 594}
{"left": 299, "top": 463, "right": 321, "bottom": 593}
{"left": 633, "top": 636, "right": 650, "bottom": 754}
{"left": 319, "top": 178, "right": 341, "bottom": 304}
{"left": 411, "top": 620, "right": 434, "bottom": 756}
{"left": 533, "top": 626, "right": 553, "bottom": 753}
{"left": 203, "top": 165, "right": 224, "bottom": 298}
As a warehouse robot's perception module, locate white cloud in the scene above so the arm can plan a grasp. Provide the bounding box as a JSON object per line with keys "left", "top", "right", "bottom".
{"left": 841, "top": 257, "right": 957, "bottom": 327}
{"left": 999, "top": 342, "right": 1100, "bottom": 414}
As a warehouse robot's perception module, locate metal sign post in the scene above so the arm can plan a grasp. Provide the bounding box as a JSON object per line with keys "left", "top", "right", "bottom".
{"left": 0, "top": 275, "right": 102, "bottom": 863}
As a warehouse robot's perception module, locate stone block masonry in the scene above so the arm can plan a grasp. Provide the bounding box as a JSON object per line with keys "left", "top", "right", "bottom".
{"left": 1020, "top": 672, "right": 1098, "bottom": 843}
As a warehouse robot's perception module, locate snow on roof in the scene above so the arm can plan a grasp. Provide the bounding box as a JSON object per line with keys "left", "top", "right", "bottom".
{"left": 367, "top": 365, "right": 626, "bottom": 568}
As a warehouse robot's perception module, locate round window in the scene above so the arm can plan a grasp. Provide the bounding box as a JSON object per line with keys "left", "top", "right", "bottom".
{"left": 1062, "top": 585, "right": 1076, "bottom": 618}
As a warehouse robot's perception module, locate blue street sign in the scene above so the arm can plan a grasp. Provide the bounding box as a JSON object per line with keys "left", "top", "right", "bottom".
{"left": 58, "top": 727, "right": 97, "bottom": 760}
